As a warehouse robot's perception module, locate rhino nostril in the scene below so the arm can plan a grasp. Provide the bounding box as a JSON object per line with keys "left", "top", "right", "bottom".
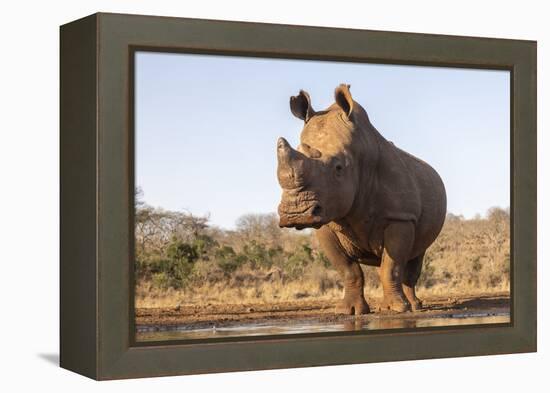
{"left": 312, "top": 205, "right": 323, "bottom": 216}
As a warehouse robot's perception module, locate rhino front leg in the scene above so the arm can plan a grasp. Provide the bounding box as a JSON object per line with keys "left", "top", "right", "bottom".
{"left": 316, "top": 226, "right": 370, "bottom": 315}
{"left": 378, "top": 221, "right": 415, "bottom": 313}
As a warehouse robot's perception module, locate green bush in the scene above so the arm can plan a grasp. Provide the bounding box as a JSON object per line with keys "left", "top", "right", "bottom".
{"left": 167, "top": 240, "right": 199, "bottom": 264}
{"left": 242, "top": 241, "right": 274, "bottom": 269}
{"left": 193, "top": 234, "right": 218, "bottom": 259}
{"left": 135, "top": 239, "right": 202, "bottom": 289}
{"left": 214, "top": 245, "right": 245, "bottom": 275}
{"left": 282, "top": 242, "right": 314, "bottom": 279}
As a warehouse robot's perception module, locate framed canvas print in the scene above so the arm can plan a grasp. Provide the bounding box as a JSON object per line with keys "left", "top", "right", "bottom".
{"left": 60, "top": 13, "right": 537, "bottom": 380}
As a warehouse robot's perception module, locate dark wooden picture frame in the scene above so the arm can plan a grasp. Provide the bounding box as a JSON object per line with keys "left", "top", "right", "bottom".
{"left": 60, "top": 12, "right": 536, "bottom": 380}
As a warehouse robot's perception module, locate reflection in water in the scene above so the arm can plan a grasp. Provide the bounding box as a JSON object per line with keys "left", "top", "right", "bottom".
{"left": 369, "top": 318, "right": 419, "bottom": 330}
{"left": 136, "top": 314, "right": 510, "bottom": 342}
{"left": 343, "top": 319, "right": 364, "bottom": 331}
{"left": 339, "top": 318, "right": 419, "bottom": 331}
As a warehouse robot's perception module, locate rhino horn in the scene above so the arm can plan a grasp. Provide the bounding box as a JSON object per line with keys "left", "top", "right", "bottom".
{"left": 277, "top": 137, "right": 310, "bottom": 189}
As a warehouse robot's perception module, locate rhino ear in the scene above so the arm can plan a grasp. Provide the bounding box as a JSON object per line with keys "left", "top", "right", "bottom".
{"left": 290, "top": 90, "right": 315, "bottom": 122}
{"left": 335, "top": 84, "right": 354, "bottom": 118}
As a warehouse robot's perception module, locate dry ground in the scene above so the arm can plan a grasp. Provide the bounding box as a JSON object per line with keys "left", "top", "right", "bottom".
{"left": 135, "top": 292, "right": 509, "bottom": 331}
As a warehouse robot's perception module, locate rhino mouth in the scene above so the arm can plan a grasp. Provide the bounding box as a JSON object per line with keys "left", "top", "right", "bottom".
{"left": 278, "top": 202, "right": 325, "bottom": 230}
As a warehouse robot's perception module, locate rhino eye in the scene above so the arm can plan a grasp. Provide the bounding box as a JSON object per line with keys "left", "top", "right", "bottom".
{"left": 334, "top": 163, "right": 344, "bottom": 176}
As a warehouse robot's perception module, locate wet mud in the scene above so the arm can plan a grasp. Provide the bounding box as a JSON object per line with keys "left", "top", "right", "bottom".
{"left": 135, "top": 293, "right": 510, "bottom": 341}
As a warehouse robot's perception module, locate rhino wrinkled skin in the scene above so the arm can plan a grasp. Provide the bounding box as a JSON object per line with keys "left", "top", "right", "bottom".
{"left": 276, "top": 84, "right": 447, "bottom": 314}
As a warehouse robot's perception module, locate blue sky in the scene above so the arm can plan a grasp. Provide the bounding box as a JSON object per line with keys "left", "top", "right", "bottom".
{"left": 135, "top": 52, "right": 510, "bottom": 229}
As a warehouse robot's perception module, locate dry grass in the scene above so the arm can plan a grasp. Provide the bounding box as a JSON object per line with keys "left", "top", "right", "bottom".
{"left": 135, "top": 279, "right": 508, "bottom": 309}
{"left": 136, "top": 263, "right": 345, "bottom": 308}
{"left": 136, "top": 281, "right": 342, "bottom": 309}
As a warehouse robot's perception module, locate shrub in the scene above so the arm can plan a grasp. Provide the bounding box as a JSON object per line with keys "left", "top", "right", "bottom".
{"left": 167, "top": 239, "right": 199, "bottom": 264}
{"left": 241, "top": 241, "right": 275, "bottom": 269}
{"left": 214, "top": 246, "right": 245, "bottom": 275}
{"left": 282, "top": 242, "right": 314, "bottom": 279}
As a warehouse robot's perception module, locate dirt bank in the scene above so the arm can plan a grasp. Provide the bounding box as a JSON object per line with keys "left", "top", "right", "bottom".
{"left": 135, "top": 292, "right": 509, "bottom": 332}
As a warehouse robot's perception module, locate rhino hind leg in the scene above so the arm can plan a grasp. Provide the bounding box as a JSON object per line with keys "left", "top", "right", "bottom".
{"left": 402, "top": 252, "right": 424, "bottom": 312}
{"left": 377, "top": 222, "right": 415, "bottom": 313}
{"left": 316, "top": 226, "right": 370, "bottom": 315}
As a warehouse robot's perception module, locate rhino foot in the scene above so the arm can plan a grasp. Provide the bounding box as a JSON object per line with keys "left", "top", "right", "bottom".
{"left": 409, "top": 299, "right": 423, "bottom": 312}
{"left": 335, "top": 296, "right": 370, "bottom": 315}
{"left": 377, "top": 297, "right": 411, "bottom": 313}
{"left": 403, "top": 285, "right": 423, "bottom": 312}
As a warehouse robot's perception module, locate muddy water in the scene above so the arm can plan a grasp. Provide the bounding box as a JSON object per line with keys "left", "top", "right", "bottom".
{"left": 136, "top": 312, "right": 510, "bottom": 342}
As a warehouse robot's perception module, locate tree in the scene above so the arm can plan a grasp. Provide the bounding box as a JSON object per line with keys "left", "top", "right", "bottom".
{"left": 487, "top": 206, "right": 509, "bottom": 224}
{"left": 235, "top": 213, "right": 281, "bottom": 246}
{"left": 135, "top": 204, "right": 211, "bottom": 257}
